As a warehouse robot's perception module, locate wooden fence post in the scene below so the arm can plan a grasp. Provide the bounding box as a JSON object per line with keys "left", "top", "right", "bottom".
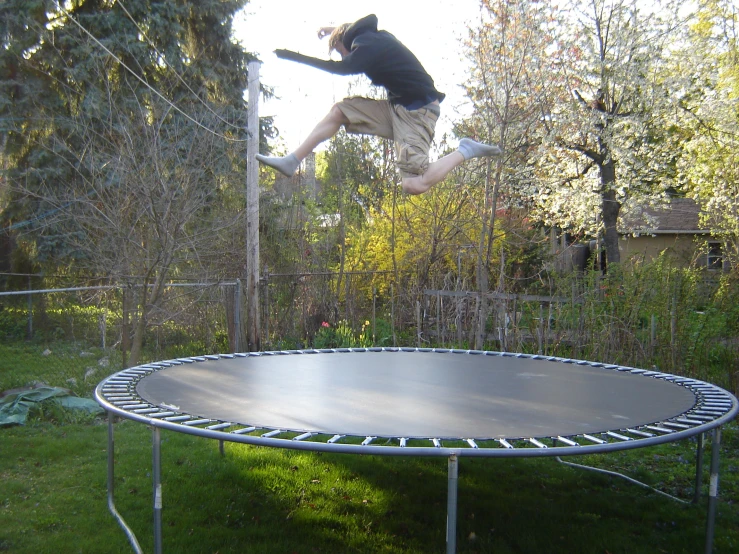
{"left": 246, "top": 60, "right": 261, "bottom": 351}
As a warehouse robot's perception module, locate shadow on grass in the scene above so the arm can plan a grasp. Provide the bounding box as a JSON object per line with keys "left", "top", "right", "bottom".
{"left": 127, "top": 424, "right": 737, "bottom": 553}
{"left": 1, "top": 419, "right": 737, "bottom": 553}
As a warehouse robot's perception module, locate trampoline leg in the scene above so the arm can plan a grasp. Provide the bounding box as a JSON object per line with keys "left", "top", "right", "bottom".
{"left": 153, "top": 426, "right": 163, "bottom": 554}
{"left": 705, "top": 427, "right": 722, "bottom": 554}
{"left": 694, "top": 432, "right": 704, "bottom": 504}
{"left": 446, "top": 454, "right": 458, "bottom": 554}
{"left": 106, "top": 412, "right": 143, "bottom": 554}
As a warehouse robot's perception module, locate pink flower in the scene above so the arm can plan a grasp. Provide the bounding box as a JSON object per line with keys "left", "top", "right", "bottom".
{"left": 321, "top": 321, "right": 330, "bottom": 328}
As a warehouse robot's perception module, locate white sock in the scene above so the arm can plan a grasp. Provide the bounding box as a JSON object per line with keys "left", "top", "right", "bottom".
{"left": 458, "top": 138, "right": 503, "bottom": 160}
{"left": 255, "top": 153, "right": 300, "bottom": 177}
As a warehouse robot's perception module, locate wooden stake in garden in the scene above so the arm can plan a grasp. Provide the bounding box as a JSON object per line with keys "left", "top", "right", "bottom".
{"left": 246, "top": 60, "right": 261, "bottom": 351}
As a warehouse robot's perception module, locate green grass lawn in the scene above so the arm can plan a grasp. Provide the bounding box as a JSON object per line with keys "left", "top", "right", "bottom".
{"left": 1, "top": 416, "right": 737, "bottom": 553}
{"left": 1, "top": 341, "right": 738, "bottom": 552}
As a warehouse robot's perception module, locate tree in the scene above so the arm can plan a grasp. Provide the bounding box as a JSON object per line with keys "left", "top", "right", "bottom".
{"left": 526, "top": 0, "right": 685, "bottom": 267}
{"left": 675, "top": 0, "right": 739, "bottom": 270}
{"left": 459, "top": 0, "right": 557, "bottom": 345}
{"left": 1, "top": 0, "right": 258, "bottom": 363}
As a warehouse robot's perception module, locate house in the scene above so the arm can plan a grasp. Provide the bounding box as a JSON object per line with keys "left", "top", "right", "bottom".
{"left": 618, "top": 198, "right": 726, "bottom": 270}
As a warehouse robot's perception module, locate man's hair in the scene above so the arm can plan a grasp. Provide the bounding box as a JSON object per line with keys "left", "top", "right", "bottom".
{"left": 328, "top": 23, "right": 351, "bottom": 53}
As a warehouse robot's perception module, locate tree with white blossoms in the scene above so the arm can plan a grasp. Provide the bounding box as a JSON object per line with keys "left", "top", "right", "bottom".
{"left": 530, "top": 0, "right": 685, "bottom": 267}
{"left": 460, "top": 0, "right": 558, "bottom": 346}
{"left": 674, "top": 0, "right": 739, "bottom": 270}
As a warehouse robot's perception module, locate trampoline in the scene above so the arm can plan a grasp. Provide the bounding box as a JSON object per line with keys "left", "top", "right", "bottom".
{"left": 95, "top": 348, "right": 739, "bottom": 554}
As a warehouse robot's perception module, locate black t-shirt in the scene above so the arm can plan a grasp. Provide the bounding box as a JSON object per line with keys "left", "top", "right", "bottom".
{"left": 275, "top": 14, "right": 445, "bottom": 108}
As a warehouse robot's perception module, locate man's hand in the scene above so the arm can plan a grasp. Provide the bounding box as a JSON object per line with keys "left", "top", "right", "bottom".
{"left": 317, "top": 26, "right": 335, "bottom": 39}
{"left": 274, "top": 49, "right": 298, "bottom": 60}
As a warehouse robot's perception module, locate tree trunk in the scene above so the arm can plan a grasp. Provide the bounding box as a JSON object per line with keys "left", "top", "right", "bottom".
{"left": 128, "top": 284, "right": 147, "bottom": 367}
{"left": 600, "top": 160, "right": 621, "bottom": 267}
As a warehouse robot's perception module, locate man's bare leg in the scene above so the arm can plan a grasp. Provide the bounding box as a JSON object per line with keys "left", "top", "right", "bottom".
{"left": 402, "top": 138, "right": 503, "bottom": 195}
{"left": 402, "top": 151, "right": 465, "bottom": 195}
{"left": 256, "top": 104, "right": 350, "bottom": 176}
{"left": 293, "top": 104, "right": 350, "bottom": 160}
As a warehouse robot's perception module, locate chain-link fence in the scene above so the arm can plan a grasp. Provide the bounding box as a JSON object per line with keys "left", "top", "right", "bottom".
{"left": 1, "top": 269, "right": 738, "bottom": 397}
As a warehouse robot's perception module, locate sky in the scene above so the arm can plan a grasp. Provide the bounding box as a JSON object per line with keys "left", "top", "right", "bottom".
{"left": 233, "top": 0, "right": 483, "bottom": 152}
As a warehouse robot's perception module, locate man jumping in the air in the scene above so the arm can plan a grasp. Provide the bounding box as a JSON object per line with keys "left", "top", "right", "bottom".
{"left": 255, "top": 14, "right": 503, "bottom": 195}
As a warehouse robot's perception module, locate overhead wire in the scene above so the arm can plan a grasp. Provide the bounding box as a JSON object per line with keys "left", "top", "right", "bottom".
{"left": 4, "top": 2, "right": 253, "bottom": 235}
{"left": 53, "top": 1, "right": 250, "bottom": 143}
{"left": 114, "top": 0, "right": 247, "bottom": 133}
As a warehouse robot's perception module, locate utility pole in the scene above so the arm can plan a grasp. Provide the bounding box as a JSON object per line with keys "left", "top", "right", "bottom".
{"left": 246, "top": 60, "right": 261, "bottom": 351}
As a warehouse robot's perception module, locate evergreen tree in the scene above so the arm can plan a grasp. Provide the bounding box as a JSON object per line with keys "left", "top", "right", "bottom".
{"left": 1, "top": 0, "right": 254, "bottom": 264}
{"left": 0, "top": 0, "right": 262, "bottom": 364}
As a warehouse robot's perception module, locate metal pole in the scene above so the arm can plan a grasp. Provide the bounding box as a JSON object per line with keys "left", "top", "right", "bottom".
{"left": 246, "top": 59, "right": 262, "bottom": 351}
{"left": 705, "top": 427, "right": 722, "bottom": 554}
{"left": 446, "top": 454, "right": 458, "bottom": 554}
{"left": 153, "top": 426, "right": 163, "bottom": 554}
{"left": 233, "top": 279, "right": 241, "bottom": 352}
{"left": 693, "top": 432, "right": 704, "bottom": 504}
{"left": 372, "top": 287, "right": 376, "bottom": 345}
{"left": 27, "top": 275, "right": 32, "bottom": 339}
{"left": 106, "top": 412, "right": 143, "bottom": 553}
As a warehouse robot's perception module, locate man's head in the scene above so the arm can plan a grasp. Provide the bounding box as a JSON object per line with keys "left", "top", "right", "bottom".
{"left": 328, "top": 23, "right": 351, "bottom": 57}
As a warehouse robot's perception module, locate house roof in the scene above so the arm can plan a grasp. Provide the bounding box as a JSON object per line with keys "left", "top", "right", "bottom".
{"left": 618, "top": 198, "right": 709, "bottom": 235}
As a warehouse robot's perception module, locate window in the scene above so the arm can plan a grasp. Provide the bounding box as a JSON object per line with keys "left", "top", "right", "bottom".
{"left": 707, "top": 241, "right": 723, "bottom": 270}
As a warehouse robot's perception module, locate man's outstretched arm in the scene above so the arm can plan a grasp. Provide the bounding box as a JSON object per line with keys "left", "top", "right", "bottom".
{"left": 274, "top": 49, "right": 363, "bottom": 76}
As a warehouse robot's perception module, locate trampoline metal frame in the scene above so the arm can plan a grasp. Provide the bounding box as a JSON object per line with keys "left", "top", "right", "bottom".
{"left": 95, "top": 348, "right": 739, "bottom": 554}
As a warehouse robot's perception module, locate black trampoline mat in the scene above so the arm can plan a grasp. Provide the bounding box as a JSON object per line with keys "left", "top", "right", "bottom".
{"left": 135, "top": 351, "right": 697, "bottom": 439}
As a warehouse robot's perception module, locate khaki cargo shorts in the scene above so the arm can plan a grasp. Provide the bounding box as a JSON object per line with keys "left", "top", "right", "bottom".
{"left": 336, "top": 96, "right": 439, "bottom": 178}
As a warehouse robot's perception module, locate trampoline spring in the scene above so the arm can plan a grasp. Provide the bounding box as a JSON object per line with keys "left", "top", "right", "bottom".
{"left": 132, "top": 408, "right": 161, "bottom": 415}
{"left": 163, "top": 415, "right": 191, "bottom": 422}
{"left": 554, "top": 436, "right": 578, "bottom": 447}
{"left": 605, "top": 431, "right": 631, "bottom": 442}
{"left": 688, "top": 415, "right": 717, "bottom": 422}
{"left": 293, "top": 432, "right": 315, "bottom": 441}
{"left": 361, "top": 436, "right": 376, "bottom": 446}
{"left": 261, "top": 429, "right": 283, "bottom": 438}
{"left": 661, "top": 421, "right": 690, "bottom": 430}
{"left": 206, "top": 423, "right": 233, "bottom": 431}
{"left": 675, "top": 418, "right": 705, "bottom": 426}
{"left": 399, "top": 438, "right": 408, "bottom": 448}
{"left": 231, "top": 426, "right": 257, "bottom": 435}
{"left": 328, "top": 435, "right": 345, "bottom": 444}
{"left": 693, "top": 410, "right": 724, "bottom": 417}
{"left": 497, "top": 438, "right": 513, "bottom": 449}
{"left": 431, "top": 439, "right": 442, "bottom": 448}
{"left": 624, "top": 428, "right": 654, "bottom": 438}
{"left": 466, "top": 439, "right": 479, "bottom": 449}
{"left": 182, "top": 419, "right": 213, "bottom": 426}
{"left": 703, "top": 400, "right": 733, "bottom": 407}
{"left": 148, "top": 411, "right": 176, "bottom": 419}
{"left": 581, "top": 434, "right": 606, "bottom": 445}
{"left": 528, "top": 438, "right": 548, "bottom": 449}
{"left": 645, "top": 425, "right": 673, "bottom": 434}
